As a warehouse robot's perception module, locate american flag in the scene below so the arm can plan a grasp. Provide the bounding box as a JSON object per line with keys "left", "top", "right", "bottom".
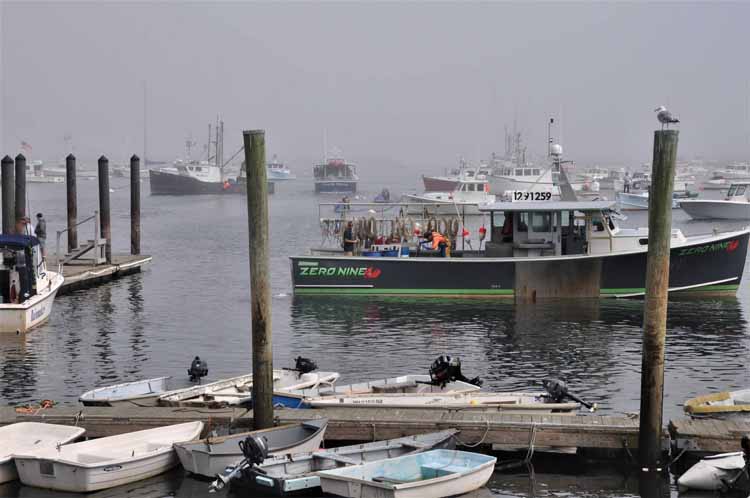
{"left": 20, "top": 141, "right": 32, "bottom": 152}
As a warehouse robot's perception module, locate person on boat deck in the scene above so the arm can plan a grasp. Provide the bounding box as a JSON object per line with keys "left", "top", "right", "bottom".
{"left": 34, "top": 213, "right": 46, "bottom": 257}
{"left": 423, "top": 230, "right": 449, "bottom": 257}
{"left": 623, "top": 173, "right": 632, "bottom": 193}
{"left": 342, "top": 221, "right": 359, "bottom": 256}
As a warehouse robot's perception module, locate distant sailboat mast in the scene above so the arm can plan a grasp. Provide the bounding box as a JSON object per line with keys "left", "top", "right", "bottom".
{"left": 143, "top": 81, "right": 147, "bottom": 167}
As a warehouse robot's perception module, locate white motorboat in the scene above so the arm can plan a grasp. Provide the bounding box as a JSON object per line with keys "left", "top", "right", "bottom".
{"left": 158, "top": 369, "right": 340, "bottom": 407}
{"left": 305, "top": 391, "right": 581, "bottom": 413}
{"left": 0, "top": 423, "right": 85, "bottom": 484}
{"left": 684, "top": 388, "right": 750, "bottom": 420}
{"left": 616, "top": 191, "right": 680, "bottom": 210}
{"left": 681, "top": 183, "right": 750, "bottom": 220}
{"left": 403, "top": 177, "right": 496, "bottom": 216}
{"left": 272, "top": 374, "right": 481, "bottom": 408}
{"left": 211, "top": 430, "right": 458, "bottom": 495}
{"left": 0, "top": 235, "right": 64, "bottom": 334}
{"left": 678, "top": 451, "right": 747, "bottom": 491}
{"left": 175, "top": 419, "right": 327, "bottom": 478}
{"left": 267, "top": 155, "right": 296, "bottom": 181}
{"left": 14, "top": 421, "right": 203, "bottom": 492}
{"left": 317, "top": 449, "right": 497, "bottom": 498}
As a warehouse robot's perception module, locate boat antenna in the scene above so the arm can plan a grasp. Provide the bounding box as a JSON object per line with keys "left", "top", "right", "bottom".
{"left": 547, "top": 117, "right": 554, "bottom": 158}
{"left": 323, "top": 128, "right": 328, "bottom": 162}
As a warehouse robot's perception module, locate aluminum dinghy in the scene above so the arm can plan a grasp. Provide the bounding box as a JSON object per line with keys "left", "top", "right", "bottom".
{"left": 684, "top": 388, "right": 750, "bottom": 420}
{"left": 0, "top": 423, "right": 86, "bottom": 484}
{"left": 159, "top": 370, "right": 339, "bottom": 408}
{"left": 79, "top": 376, "right": 174, "bottom": 406}
{"left": 14, "top": 421, "right": 203, "bottom": 492}
{"left": 175, "top": 419, "right": 327, "bottom": 478}
{"left": 213, "top": 430, "right": 458, "bottom": 496}
{"left": 317, "top": 449, "right": 497, "bottom": 498}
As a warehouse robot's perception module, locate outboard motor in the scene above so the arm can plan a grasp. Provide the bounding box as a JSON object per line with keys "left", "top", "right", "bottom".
{"left": 294, "top": 356, "right": 318, "bottom": 374}
{"left": 542, "top": 377, "right": 597, "bottom": 412}
{"left": 188, "top": 356, "right": 208, "bottom": 383}
{"left": 742, "top": 435, "right": 750, "bottom": 465}
{"left": 239, "top": 434, "right": 269, "bottom": 467}
{"left": 429, "top": 355, "right": 482, "bottom": 388}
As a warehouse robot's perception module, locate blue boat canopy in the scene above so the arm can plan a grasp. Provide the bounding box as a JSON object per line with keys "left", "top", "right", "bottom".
{"left": 0, "top": 234, "right": 40, "bottom": 249}
{"left": 479, "top": 200, "right": 617, "bottom": 212}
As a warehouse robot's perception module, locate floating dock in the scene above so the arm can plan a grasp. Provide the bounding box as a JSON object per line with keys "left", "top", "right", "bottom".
{"left": 52, "top": 254, "right": 152, "bottom": 294}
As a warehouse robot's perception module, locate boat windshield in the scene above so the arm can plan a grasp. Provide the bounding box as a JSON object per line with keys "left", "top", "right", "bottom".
{"left": 728, "top": 184, "right": 747, "bottom": 197}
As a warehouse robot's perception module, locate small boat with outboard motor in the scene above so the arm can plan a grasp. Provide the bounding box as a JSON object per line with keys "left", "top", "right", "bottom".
{"left": 159, "top": 357, "right": 339, "bottom": 408}
{"left": 175, "top": 419, "right": 327, "bottom": 478}
{"left": 208, "top": 430, "right": 458, "bottom": 495}
{"left": 681, "top": 182, "right": 750, "bottom": 220}
{"left": 684, "top": 387, "right": 750, "bottom": 420}
{"left": 678, "top": 436, "right": 750, "bottom": 492}
{"left": 272, "top": 356, "right": 483, "bottom": 408}
{"left": 0, "top": 423, "right": 86, "bottom": 484}
{"left": 0, "top": 235, "right": 64, "bottom": 334}
{"left": 316, "top": 449, "right": 497, "bottom": 498}
{"left": 79, "top": 356, "right": 210, "bottom": 406}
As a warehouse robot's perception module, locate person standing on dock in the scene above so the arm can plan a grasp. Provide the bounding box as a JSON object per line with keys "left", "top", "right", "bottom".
{"left": 342, "top": 221, "right": 359, "bottom": 256}
{"left": 623, "top": 172, "right": 632, "bottom": 193}
{"left": 34, "top": 213, "right": 46, "bottom": 257}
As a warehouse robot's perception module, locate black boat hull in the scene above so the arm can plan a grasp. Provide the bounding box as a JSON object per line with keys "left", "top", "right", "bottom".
{"left": 149, "top": 170, "right": 274, "bottom": 195}
{"left": 291, "top": 231, "right": 749, "bottom": 298}
{"left": 314, "top": 180, "right": 357, "bottom": 194}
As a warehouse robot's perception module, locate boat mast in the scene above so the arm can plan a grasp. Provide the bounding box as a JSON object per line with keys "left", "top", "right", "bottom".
{"left": 143, "top": 81, "right": 147, "bottom": 167}
{"left": 207, "top": 123, "right": 212, "bottom": 162}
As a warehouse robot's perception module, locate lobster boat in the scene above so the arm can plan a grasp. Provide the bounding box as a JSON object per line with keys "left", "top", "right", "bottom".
{"left": 292, "top": 200, "right": 749, "bottom": 299}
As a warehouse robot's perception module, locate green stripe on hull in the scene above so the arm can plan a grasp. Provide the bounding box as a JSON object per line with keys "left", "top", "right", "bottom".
{"left": 295, "top": 283, "right": 739, "bottom": 296}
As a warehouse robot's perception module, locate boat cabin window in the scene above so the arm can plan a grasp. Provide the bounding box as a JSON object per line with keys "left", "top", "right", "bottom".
{"left": 728, "top": 184, "right": 746, "bottom": 197}
{"left": 515, "top": 169, "right": 523, "bottom": 176}
{"left": 524, "top": 169, "right": 532, "bottom": 176}
{"left": 533, "top": 169, "right": 541, "bottom": 176}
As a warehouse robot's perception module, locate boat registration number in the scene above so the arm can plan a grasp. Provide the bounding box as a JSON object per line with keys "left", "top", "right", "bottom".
{"left": 511, "top": 191, "right": 552, "bottom": 202}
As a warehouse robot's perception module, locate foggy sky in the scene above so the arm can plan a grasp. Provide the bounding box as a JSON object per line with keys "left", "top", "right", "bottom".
{"left": 1, "top": 1, "right": 749, "bottom": 170}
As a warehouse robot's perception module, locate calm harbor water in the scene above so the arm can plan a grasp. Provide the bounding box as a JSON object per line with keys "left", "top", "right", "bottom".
{"left": 0, "top": 171, "right": 747, "bottom": 498}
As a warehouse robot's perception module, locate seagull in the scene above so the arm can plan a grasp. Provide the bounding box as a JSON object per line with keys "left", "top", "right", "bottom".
{"left": 654, "top": 105, "right": 679, "bottom": 129}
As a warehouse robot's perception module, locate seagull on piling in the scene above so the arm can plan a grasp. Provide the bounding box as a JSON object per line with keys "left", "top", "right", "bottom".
{"left": 654, "top": 105, "right": 679, "bottom": 129}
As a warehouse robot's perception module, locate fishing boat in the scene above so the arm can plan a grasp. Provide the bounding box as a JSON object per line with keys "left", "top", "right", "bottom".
{"left": 271, "top": 374, "right": 481, "bottom": 408}
{"left": 291, "top": 199, "right": 750, "bottom": 298}
{"left": 403, "top": 177, "right": 496, "bottom": 215}
{"left": 305, "top": 391, "right": 581, "bottom": 413}
{"left": 13, "top": 421, "right": 203, "bottom": 492}
{"left": 314, "top": 156, "right": 358, "bottom": 194}
{"left": 0, "top": 423, "right": 85, "bottom": 484}
{"left": 615, "top": 191, "right": 681, "bottom": 210}
{"left": 681, "top": 183, "right": 750, "bottom": 220}
{"left": 0, "top": 235, "right": 64, "bottom": 333}
{"left": 684, "top": 388, "right": 750, "bottom": 420}
{"left": 149, "top": 161, "right": 247, "bottom": 195}
{"left": 175, "top": 420, "right": 327, "bottom": 478}
{"left": 159, "top": 369, "right": 340, "bottom": 408}
{"left": 421, "top": 160, "right": 490, "bottom": 193}
{"left": 710, "top": 162, "right": 750, "bottom": 182}
{"left": 212, "top": 430, "right": 458, "bottom": 496}
{"left": 267, "top": 155, "right": 296, "bottom": 181}
{"left": 317, "top": 449, "right": 496, "bottom": 498}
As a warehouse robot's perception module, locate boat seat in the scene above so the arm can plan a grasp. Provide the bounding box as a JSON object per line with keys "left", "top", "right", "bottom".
{"left": 76, "top": 453, "right": 113, "bottom": 464}
{"left": 420, "top": 462, "right": 464, "bottom": 479}
{"left": 372, "top": 476, "right": 415, "bottom": 484}
{"left": 313, "top": 451, "right": 359, "bottom": 465}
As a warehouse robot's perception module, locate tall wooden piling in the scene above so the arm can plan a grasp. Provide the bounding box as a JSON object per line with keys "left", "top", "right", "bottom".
{"left": 98, "top": 156, "right": 112, "bottom": 263}
{"left": 638, "top": 129, "right": 679, "bottom": 471}
{"left": 130, "top": 155, "right": 141, "bottom": 255}
{"left": 1, "top": 155, "right": 15, "bottom": 234}
{"left": 242, "top": 129, "right": 273, "bottom": 430}
{"left": 66, "top": 154, "right": 78, "bottom": 252}
{"left": 14, "top": 154, "right": 26, "bottom": 224}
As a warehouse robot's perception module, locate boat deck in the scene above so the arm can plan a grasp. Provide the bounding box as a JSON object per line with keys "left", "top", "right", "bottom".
{"left": 49, "top": 254, "right": 152, "bottom": 294}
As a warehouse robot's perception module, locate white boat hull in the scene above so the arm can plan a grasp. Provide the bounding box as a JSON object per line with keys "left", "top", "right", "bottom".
{"left": 0, "top": 271, "right": 63, "bottom": 333}
{"left": 14, "top": 421, "right": 203, "bottom": 492}
{"left": 677, "top": 452, "right": 745, "bottom": 491}
{"left": 0, "top": 422, "right": 86, "bottom": 484}
{"left": 79, "top": 377, "right": 172, "bottom": 406}
{"left": 616, "top": 192, "right": 680, "bottom": 210}
{"left": 681, "top": 200, "right": 750, "bottom": 220}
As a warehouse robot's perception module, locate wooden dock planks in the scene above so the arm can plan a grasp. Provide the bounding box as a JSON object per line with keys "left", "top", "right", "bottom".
{"left": 54, "top": 254, "right": 152, "bottom": 294}
{"left": 670, "top": 417, "right": 750, "bottom": 454}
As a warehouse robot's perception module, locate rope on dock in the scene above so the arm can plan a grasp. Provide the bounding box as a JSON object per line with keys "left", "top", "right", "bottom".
{"left": 524, "top": 423, "right": 537, "bottom": 463}
{"left": 452, "top": 419, "right": 490, "bottom": 448}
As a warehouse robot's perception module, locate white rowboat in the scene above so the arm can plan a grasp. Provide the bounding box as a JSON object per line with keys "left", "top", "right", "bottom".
{"left": 317, "top": 449, "right": 497, "bottom": 498}
{"left": 0, "top": 423, "right": 85, "bottom": 484}
{"left": 678, "top": 452, "right": 747, "bottom": 491}
{"left": 79, "top": 377, "right": 173, "bottom": 406}
{"left": 175, "top": 419, "right": 327, "bottom": 478}
{"left": 14, "top": 421, "right": 203, "bottom": 492}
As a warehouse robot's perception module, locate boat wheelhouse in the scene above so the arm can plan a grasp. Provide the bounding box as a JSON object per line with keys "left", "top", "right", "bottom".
{"left": 291, "top": 200, "right": 749, "bottom": 299}
{"left": 681, "top": 182, "right": 750, "bottom": 220}
{"left": 314, "top": 158, "right": 358, "bottom": 194}
{"left": 0, "top": 235, "right": 64, "bottom": 333}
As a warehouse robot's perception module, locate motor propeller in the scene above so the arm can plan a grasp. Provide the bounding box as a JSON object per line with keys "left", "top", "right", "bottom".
{"left": 428, "top": 355, "right": 482, "bottom": 388}
{"left": 542, "top": 378, "right": 597, "bottom": 412}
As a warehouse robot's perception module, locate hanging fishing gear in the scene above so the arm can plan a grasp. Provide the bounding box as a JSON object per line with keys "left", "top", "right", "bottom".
{"left": 542, "top": 378, "right": 597, "bottom": 411}
{"left": 428, "top": 355, "right": 482, "bottom": 388}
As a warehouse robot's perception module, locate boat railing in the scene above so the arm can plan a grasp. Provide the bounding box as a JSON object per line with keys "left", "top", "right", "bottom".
{"left": 55, "top": 211, "right": 103, "bottom": 266}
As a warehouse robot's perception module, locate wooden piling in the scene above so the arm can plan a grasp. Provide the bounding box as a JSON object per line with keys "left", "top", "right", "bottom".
{"left": 97, "top": 156, "right": 112, "bottom": 263}
{"left": 66, "top": 154, "right": 78, "bottom": 252}
{"left": 638, "top": 129, "right": 679, "bottom": 471}
{"left": 1, "top": 155, "right": 15, "bottom": 234}
{"left": 130, "top": 155, "right": 141, "bottom": 255}
{"left": 242, "top": 129, "right": 273, "bottom": 430}
{"left": 14, "top": 154, "right": 26, "bottom": 223}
